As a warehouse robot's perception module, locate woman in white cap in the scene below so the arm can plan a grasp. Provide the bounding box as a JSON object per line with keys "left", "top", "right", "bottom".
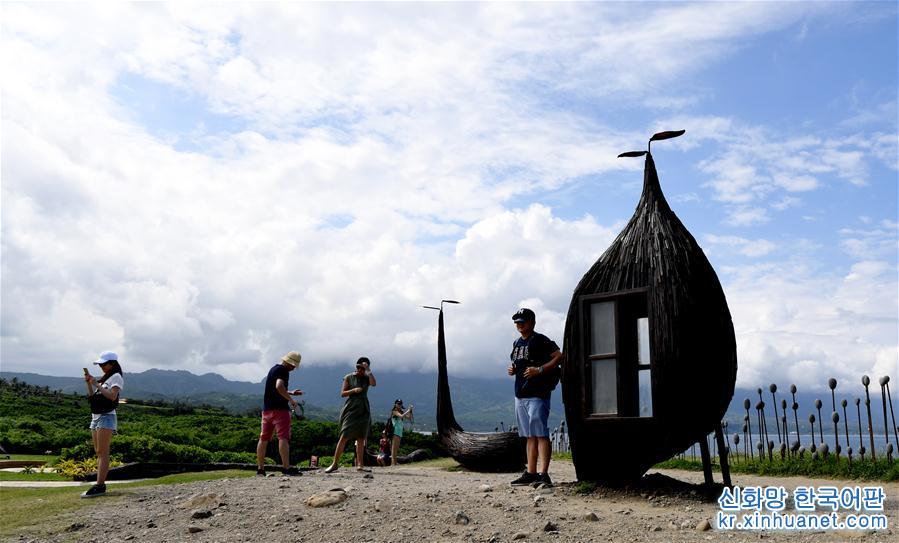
{"left": 81, "top": 351, "right": 124, "bottom": 498}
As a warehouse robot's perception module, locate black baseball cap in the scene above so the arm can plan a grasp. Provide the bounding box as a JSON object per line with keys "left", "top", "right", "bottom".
{"left": 512, "top": 308, "right": 535, "bottom": 323}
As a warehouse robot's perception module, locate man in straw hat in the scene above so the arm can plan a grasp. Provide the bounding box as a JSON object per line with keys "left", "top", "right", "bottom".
{"left": 256, "top": 351, "right": 304, "bottom": 476}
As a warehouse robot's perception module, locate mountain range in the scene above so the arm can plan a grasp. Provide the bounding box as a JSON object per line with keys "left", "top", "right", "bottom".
{"left": 1, "top": 368, "right": 890, "bottom": 434}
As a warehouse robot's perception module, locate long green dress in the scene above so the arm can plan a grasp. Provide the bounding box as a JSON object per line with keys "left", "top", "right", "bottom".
{"left": 338, "top": 373, "right": 371, "bottom": 440}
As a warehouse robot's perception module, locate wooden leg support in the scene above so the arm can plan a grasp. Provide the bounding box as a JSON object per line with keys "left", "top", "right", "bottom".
{"left": 715, "top": 423, "right": 733, "bottom": 488}
{"left": 699, "top": 436, "right": 714, "bottom": 487}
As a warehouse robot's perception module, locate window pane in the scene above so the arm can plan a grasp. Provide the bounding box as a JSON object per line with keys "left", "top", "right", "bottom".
{"left": 591, "top": 359, "right": 617, "bottom": 414}
{"left": 589, "top": 302, "right": 615, "bottom": 355}
{"left": 638, "top": 368, "right": 653, "bottom": 417}
{"left": 637, "top": 317, "right": 650, "bottom": 364}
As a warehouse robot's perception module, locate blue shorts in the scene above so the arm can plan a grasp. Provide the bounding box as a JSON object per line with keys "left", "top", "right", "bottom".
{"left": 90, "top": 412, "right": 117, "bottom": 433}
{"left": 515, "top": 397, "right": 550, "bottom": 438}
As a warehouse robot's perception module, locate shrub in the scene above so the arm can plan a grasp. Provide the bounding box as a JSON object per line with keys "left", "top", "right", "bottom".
{"left": 55, "top": 458, "right": 122, "bottom": 479}
{"left": 210, "top": 450, "right": 259, "bottom": 464}
{"left": 61, "top": 435, "right": 214, "bottom": 464}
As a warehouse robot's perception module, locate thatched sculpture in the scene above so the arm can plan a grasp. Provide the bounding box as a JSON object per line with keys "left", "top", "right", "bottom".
{"left": 429, "top": 302, "right": 526, "bottom": 472}
{"left": 562, "top": 130, "right": 737, "bottom": 484}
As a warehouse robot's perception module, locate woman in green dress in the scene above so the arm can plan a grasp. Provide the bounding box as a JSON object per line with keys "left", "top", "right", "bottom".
{"left": 324, "top": 357, "right": 377, "bottom": 473}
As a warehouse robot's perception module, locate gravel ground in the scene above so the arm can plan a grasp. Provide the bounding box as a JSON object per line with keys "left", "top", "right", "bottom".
{"left": 9, "top": 461, "right": 897, "bottom": 543}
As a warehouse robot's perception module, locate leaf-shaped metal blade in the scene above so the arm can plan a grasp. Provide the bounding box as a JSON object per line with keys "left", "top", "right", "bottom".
{"left": 617, "top": 151, "right": 647, "bottom": 158}
{"left": 649, "top": 129, "right": 686, "bottom": 142}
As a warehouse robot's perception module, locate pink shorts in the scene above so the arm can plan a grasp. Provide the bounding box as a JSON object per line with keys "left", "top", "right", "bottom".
{"left": 260, "top": 409, "right": 291, "bottom": 441}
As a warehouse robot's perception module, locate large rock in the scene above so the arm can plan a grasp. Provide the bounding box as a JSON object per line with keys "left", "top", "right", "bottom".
{"left": 179, "top": 492, "right": 223, "bottom": 510}
{"left": 304, "top": 489, "right": 349, "bottom": 508}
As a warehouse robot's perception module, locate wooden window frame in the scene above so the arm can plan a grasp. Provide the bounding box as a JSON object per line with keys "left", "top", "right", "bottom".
{"left": 579, "top": 287, "right": 652, "bottom": 420}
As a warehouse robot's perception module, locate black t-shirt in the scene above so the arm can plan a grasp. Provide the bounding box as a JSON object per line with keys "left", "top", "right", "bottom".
{"left": 263, "top": 364, "right": 290, "bottom": 411}
{"left": 510, "top": 332, "right": 560, "bottom": 399}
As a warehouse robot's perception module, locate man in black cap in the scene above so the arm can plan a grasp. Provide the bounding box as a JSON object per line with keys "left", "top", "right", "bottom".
{"left": 506, "top": 308, "right": 563, "bottom": 487}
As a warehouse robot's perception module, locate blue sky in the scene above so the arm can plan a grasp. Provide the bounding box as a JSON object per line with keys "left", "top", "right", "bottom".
{"left": 1, "top": 2, "right": 896, "bottom": 388}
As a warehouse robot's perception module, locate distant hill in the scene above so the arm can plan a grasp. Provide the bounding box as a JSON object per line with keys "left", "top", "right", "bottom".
{"left": 0, "top": 368, "right": 565, "bottom": 432}
{"left": 2, "top": 369, "right": 888, "bottom": 435}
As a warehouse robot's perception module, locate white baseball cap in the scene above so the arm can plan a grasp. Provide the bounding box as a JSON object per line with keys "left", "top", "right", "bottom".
{"left": 93, "top": 351, "right": 118, "bottom": 365}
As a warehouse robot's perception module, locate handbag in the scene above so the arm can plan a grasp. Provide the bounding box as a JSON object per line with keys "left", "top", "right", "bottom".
{"left": 89, "top": 390, "right": 118, "bottom": 414}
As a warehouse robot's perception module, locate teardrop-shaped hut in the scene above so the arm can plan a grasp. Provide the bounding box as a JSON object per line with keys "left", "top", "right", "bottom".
{"left": 429, "top": 303, "right": 526, "bottom": 472}
{"left": 561, "top": 131, "right": 737, "bottom": 484}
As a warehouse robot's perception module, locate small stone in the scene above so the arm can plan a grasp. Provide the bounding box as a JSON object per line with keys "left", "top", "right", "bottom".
{"left": 513, "top": 532, "right": 528, "bottom": 540}
{"left": 65, "top": 523, "right": 85, "bottom": 532}
{"left": 124, "top": 536, "right": 135, "bottom": 541}
{"left": 696, "top": 519, "right": 712, "bottom": 532}
{"left": 453, "top": 511, "right": 470, "bottom": 525}
{"left": 278, "top": 484, "right": 290, "bottom": 489}
{"left": 651, "top": 526, "right": 663, "bottom": 532}
{"left": 188, "top": 526, "right": 204, "bottom": 533}
{"left": 191, "top": 509, "right": 213, "bottom": 519}
{"left": 479, "top": 484, "right": 493, "bottom": 492}
{"left": 146, "top": 522, "right": 157, "bottom": 529}
{"left": 583, "top": 512, "right": 599, "bottom": 522}
{"left": 533, "top": 495, "right": 545, "bottom": 506}
{"left": 543, "top": 521, "right": 559, "bottom": 532}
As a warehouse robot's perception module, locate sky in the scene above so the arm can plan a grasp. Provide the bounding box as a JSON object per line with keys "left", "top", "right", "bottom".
{"left": 1, "top": 2, "right": 896, "bottom": 390}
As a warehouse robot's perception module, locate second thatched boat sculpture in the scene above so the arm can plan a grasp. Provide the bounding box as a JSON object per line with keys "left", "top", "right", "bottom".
{"left": 428, "top": 303, "right": 525, "bottom": 472}
{"left": 562, "top": 130, "right": 738, "bottom": 484}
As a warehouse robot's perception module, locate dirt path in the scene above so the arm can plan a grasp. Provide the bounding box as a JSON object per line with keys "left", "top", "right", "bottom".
{"left": 9, "top": 461, "right": 897, "bottom": 543}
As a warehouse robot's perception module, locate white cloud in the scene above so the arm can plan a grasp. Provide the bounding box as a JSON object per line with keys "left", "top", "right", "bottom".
{"left": 704, "top": 235, "right": 777, "bottom": 258}
{"left": 771, "top": 196, "right": 801, "bottom": 211}
{"left": 723, "top": 259, "right": 898, "bottom": 389}
{"left": 839, "top": 223, "right": 898, "bottom": 260}
{"left": 1, "top": 2, "right": 895, "bottom": 391}
{"left": 725, "top": 207, "right": 770, "bottom": 227}
{"left": 772, "top": 173, "right": 819, "bottom": 192}
{"left": 657, "top": 112, "right": 894, "bottom": 227}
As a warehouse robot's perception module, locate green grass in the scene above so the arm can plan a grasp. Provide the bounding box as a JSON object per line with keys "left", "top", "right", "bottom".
{"left": 411, "top": 457, "right": 462, "bottom": 469}
{"left": 0, "top": 486, "right": 90, "bottom": 539}
{"left": 0, "top": 470, "right": 69, "bottom": 482}
{"left": 0, "top": 469, "right": 253, "bottom": 538}
{"left": 574, "top": 481, "right": 597, "bottom": 494}
{"left": 1, "top": 454, "right": 58, "bottom": 463}
{"left": 654, "top": 455, "right": 898, "bottom": 482}
{"left": 115, "top": 469, "right": 253, "bottom": 488}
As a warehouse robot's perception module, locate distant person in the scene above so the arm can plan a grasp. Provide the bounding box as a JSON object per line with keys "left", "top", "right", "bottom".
{"left": 81, "top": 351, "right": 124, "bottom": 498}
{"left": 324, "top": 357, "right": 376, "bottom": 473}
{"left": 256, "top": 351, "right": 304, "bottom": 476}
{"left": 389, "top": 399, "right": 413, "bottom": 466}
{"left": 506, "top": 308, "right": 563, "bottom": 487}
{"left": 376, "top": 430, "right": 390, "bottom": 467}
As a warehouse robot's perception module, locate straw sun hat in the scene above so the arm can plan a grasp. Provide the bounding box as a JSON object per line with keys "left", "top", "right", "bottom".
{"left": 281, "top": 351, "right": 302, "bottom": 367}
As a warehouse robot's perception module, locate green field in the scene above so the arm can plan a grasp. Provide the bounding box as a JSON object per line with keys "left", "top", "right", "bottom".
{"left": 654, "top": 454, "right": 898, "bottom": 482}
{"left": 0, "top": 378, "right": 444, "bottom": 470}
{"left": 1, "top": 453, "right": 57, "bottom": 462}
{"left": 0, "top": 470, "right": 253, "bottom": 538}
{"left": 0, "top": 470, "right": 69, "bottom": 482}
